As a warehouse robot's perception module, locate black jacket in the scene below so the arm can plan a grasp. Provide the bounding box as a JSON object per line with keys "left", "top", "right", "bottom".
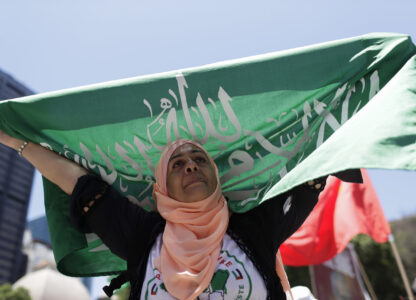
{"left": 70, "top": 174, "right": 322, "bottom": 300}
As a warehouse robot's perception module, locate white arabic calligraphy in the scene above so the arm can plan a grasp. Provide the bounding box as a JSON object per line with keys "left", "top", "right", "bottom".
{"left": 55, "top": 70, "right": 380, "bottom": 212}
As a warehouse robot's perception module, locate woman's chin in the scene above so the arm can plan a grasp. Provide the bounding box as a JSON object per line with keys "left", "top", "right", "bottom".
{"left": 182, "top": 184, "right": 212, "bottom": 203}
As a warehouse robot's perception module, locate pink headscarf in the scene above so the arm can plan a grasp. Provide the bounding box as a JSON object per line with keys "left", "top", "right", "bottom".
{"left": 152, "top": 139, "right": 229, "bottom": 300}
{"left": 152, "top": 139, "right": 292, "bottom": 299}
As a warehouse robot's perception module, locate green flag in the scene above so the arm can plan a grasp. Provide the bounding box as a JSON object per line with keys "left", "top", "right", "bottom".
{"left": 0, "top": 33, "right": 415, "bottom": 277}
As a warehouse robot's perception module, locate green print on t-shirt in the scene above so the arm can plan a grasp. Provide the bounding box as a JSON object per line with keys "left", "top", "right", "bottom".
{"left": 210, "top": 270, "right": 230, "bottom": 293}
{"left": 144, "top": 248, "right": 253, "bottom": 299}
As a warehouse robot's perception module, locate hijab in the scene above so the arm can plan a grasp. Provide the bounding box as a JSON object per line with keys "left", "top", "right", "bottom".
{"left": 152, "top": 139, "right": 229, "bottom": 300}
{"left": 152, "top": 139, "right": 292, "bottom": 299}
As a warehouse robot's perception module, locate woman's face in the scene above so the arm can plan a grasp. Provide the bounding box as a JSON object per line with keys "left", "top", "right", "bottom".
{"left": 166, "top": 143, "right": 217, "bottom": 203}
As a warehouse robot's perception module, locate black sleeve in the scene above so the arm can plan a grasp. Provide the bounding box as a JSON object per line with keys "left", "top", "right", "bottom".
{"left": 245, "top": 183, "right": 321, "bottom": 254}
{"left": 69, "top": 174, "right": 163, "bottom": 260}
{"left": 274, "top": 184, "right": 321, "bottom": 247}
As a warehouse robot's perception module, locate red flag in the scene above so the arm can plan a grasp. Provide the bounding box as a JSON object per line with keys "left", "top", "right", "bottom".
{"left": 280, "top": 169, "right": 391, "bottom": 266}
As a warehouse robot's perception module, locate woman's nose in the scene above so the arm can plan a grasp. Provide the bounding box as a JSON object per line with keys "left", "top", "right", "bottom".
{"left": 185, "top": 159, "right": 198, "bottom": 174}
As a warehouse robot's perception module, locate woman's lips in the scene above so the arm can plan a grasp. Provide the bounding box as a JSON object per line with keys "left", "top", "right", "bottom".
{"left": 184, "top": 175, "right": 205, "bottom": 189}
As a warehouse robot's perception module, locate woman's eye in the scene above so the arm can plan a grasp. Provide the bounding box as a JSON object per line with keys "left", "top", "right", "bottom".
{"left": 173, "top": 161, "right": 183, "bottom": 168}
{"left": 195, "top": 157, "right": 206, "bottom": 163}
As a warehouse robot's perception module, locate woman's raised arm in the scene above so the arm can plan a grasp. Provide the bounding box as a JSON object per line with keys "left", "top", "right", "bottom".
{"left": 0, "top": 130, "right": 88, "bottom": 195}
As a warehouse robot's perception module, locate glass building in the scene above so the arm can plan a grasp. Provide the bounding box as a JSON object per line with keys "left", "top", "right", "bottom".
{"left": 0, "top": 69, "right": 35, "bottom": 284}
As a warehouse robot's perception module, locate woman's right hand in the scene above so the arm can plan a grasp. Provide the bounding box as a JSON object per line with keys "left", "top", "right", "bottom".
{"left": 0, "top": 129, "right": 23, "bottom": 150}
{"left": 0, "top": 128, "right": 88, "bottom": 194}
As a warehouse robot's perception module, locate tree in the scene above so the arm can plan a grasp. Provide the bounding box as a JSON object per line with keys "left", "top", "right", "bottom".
{"left": 352, "top": 234, "right": 407, "bottom": 299}
{"left": 0, "top": 283, "right": 31, "bottom": 300}
{"left": 285, "top": 266, "right": 312, "bottom": 291}
{"left": 390, "top": 214, "right": 416, "bottom": 283}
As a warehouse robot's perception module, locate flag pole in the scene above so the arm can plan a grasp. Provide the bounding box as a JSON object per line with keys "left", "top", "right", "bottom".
{"left": 308, "top": 265, "right": 318, "bottom": 297}
{"left": 389, "top": 234, "right": 414, "bottom": 300}
{"left": 354, "top": 248, "right": 378, "bottom": 300}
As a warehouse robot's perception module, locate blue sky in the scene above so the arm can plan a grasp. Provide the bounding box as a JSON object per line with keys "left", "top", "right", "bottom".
{"left": 2, "top": 0, "right": 413, "bottom": 220}
{"left": 1, "top": 1, "right": 415, "bottom": 297}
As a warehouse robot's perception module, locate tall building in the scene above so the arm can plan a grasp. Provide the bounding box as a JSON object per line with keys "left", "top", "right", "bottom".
{"left": 0, "top": 69, "right": 35, "bottom": 284}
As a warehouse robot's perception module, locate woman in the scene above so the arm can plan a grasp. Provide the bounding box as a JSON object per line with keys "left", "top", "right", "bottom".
{"left": 0, "top": 131, "right": 327, "bottom": 299}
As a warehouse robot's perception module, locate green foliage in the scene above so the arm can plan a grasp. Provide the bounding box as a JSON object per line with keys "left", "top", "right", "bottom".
{"left": 0, "top": 283, "right": 31, "bottom": 300}
{"left": 285, "top": 266, "right": 312, "bottom": 291}
{"left": 391, "top": 214, "right": 416, "bottom": 283}
{"left": 352, "top": 234, "right": 406, "bottom": 299}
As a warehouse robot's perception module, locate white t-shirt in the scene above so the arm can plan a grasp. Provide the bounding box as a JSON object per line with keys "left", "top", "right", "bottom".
{"left": 140, "top": 233, "right": 267, "bottom": 300}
